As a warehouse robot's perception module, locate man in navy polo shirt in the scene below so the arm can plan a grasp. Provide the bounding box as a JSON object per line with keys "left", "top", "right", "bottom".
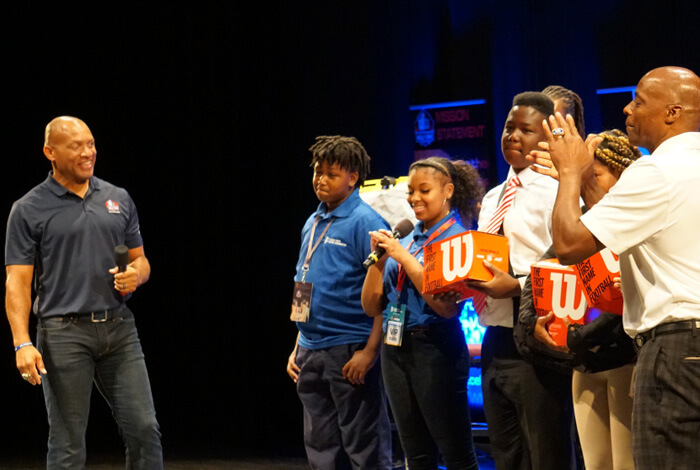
{"left": 5, "top": 116, "right": 163, "bottom": 469}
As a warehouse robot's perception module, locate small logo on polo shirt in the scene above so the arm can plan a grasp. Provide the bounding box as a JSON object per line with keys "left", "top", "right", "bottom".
{"left": 324, "top": 236, "right": 347, "bottom": 247}
{"left": 105, "top": 200, "right": 121, "bottom": 214}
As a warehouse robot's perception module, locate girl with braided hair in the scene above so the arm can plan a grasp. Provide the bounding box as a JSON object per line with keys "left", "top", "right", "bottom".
{"left": 362, "top": 156, "right": 482, "bottom": 470}
{"left": 543, "top": 85, "right": 586, "bottom": 136}
{"left": 591, "top": 129, "right": 641, "bottom": 187}
{"left": 529, "top": 128, "right": 641, "bottom": 470}
{"left": 564, "top": 129, "right": 641, "bottom": 470}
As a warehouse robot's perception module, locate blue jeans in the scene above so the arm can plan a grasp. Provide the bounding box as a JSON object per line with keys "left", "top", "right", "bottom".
{"left": 38, "top": 307, "right": 163, "bottom": 470}
{"left": 381, "top": 319, "right": 478, "bottom": 470}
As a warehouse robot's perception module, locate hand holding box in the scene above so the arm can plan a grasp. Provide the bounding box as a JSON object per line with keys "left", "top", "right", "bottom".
{"left": 531, "top": 259, "right": 592, "bottom": 347}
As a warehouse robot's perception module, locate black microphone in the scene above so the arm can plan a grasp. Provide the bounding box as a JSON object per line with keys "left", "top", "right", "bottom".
{"left": 363, "top": 219, "right": 414, "bottom": 269}
{"left": 114, "top": 245, "right": 129, "bottom": 272}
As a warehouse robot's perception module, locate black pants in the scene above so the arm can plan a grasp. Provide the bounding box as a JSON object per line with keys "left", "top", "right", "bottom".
{"left": 296, "top": 343, "right": 392, "bottom": 470}
{"left": 481, "top": 326, "right": 575, "bottom": 470}
{"left": 633, "top": 325, "right": 700, "bottom": 470}
{"left": 382, "top": 319, "right": 479, "bottom": 470}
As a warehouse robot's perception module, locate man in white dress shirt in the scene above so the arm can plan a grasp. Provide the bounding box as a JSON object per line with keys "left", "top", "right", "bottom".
{"left": 545, "top": 66, "right": 700, "bottom": 470}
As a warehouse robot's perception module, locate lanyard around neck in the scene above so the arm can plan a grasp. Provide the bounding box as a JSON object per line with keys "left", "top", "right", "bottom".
{"left": 301, "top": 215, "right": 334, "bottom": 282}
{"left": 396, "top": 217, "right": 456, "bottom": 293}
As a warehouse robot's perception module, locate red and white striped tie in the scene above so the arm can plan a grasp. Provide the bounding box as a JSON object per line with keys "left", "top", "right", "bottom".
{"left": 485, "top": 175, "right": 520, "bottom": 235}
{"left": 471, "top": 175, "right": 520, "bottom": 314}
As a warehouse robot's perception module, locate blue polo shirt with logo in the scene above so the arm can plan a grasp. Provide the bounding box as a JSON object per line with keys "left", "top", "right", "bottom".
{"left": 5, "top": 173, "right": 143, "bottom": 318}
{"left": 295, "top": 189, "right": 389, "bottom": 349}
{"left": 382, "top": 211, "right": 467, "bottom": 329}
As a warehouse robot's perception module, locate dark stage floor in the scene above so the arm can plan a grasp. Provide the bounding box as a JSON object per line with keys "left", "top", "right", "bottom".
{"left": 0, "top": 457, "right": 310, "bottom": 470}
{"left": 0, "top": 449, "right": 497, "bottom": 469}
{"left": 0, "top": 453, "right": 496, "bottom": 469}
{"left": 1, "top": 428, "right": 494, "bottom": 469}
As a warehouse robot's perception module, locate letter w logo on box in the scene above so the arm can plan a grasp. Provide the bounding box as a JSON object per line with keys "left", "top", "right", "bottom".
{"left": 549, "top": 272, "right": 587, "bottom": 321}
{"left": 531, "top": 259, "right": 591, "bottom": 346}
{"left": 423, "top": 231, "right": 509, "bottom": 300}
{"left": 440, "top": 236, "right": 474, "bottom": 281}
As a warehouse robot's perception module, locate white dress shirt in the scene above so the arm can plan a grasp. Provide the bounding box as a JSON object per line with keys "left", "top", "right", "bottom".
{"left": 581, "top": 132, "right": 700, "bottom": 336}
{"left": 477, "top": 166, "right": 559, "bottom": 328}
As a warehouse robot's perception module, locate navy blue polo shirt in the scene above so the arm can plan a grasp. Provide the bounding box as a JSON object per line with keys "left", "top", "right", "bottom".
{"left": 295, "top": 189, "right": 390, "bottom": 349}
{"left": 5, "top": 173, "right": 143, "bottom": 318}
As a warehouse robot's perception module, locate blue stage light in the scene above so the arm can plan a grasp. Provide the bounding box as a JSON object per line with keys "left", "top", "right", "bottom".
{"left": 459, "top": 299, "right": 486, "bottom": 415}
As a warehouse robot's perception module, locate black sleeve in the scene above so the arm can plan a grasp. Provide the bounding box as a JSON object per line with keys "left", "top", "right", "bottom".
{"left": 516, "top": 245, "right": 557, "bottom": 343}
{"left": 514, "top": 272, "right": 537, "bottom": 353}
{"left": 514, "top": 245, "right": 562, "bottom": 359}
{"left": 567, "top": 312, "right": 625, "bottom": 353}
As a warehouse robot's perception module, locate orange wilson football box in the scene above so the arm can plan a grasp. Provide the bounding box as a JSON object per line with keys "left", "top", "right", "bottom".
{"left": 530, "top": 259, "right": 598, "bottom": 347}
{"left": 422, "top": 231, "right": 509, "bottom": 300}
{"left": 572, "top": 248, "right": 623, "bottom": 315}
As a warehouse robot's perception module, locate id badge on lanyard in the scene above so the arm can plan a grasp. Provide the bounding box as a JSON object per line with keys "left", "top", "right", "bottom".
{"left": 290, "top": 281, "right": 312, "bottom": 322}
{"left": 384, "top": 217, "right": 456, "bottom": 346}
{"left": 385, "top": 302, "right": 406, "bottom": 346}
{"left": 290, "top": 216, "right": 333, "bottom": 322}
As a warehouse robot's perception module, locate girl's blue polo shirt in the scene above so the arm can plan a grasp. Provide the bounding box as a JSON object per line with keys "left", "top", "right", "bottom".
{"left": 382, "top": 211, "right": 466, "bottom": 329}
{"left": 295, "top": 189, "right": 390, "bottom": 350}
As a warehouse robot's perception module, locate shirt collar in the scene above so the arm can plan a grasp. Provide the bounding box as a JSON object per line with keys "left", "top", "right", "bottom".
{"left": 413, "top": 210, "right": 457, "bottom": 241}
{"left": 508, "top": 165, "right": 544, "bottom": 188}
{"left": 44, "top": 172, "right": 99, "bottom": 198}
{"left": 313, "top": 188, "right": 361, "bottom": 220}
{"left": 652, "top": 131, "right": 700, "bottom": 155}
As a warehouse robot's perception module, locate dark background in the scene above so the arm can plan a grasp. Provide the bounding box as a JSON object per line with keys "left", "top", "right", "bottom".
{"left": 2, "top": 0, "right": 699, "bottom": 463}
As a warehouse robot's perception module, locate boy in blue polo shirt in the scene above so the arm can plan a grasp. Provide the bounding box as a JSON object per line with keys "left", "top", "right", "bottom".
{"left": 286, "top": 135, "right": 391, "bottom": 469}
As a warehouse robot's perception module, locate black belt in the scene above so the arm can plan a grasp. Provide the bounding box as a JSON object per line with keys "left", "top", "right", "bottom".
{"left": 408, "top": 318, "right": 461, "bottom": 334}
{"left": 634, "top": 320, "right": 700, "bottom": 349}
{"left": 56, "top": 307, "right": 126, "bottom": 323}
